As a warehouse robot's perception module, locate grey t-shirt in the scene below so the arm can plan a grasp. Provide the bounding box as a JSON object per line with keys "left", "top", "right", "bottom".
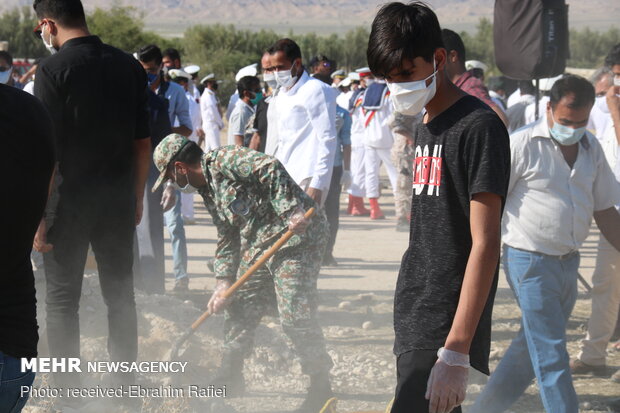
{"left": 394, "top": 95, "right": 510, "bottom": 375}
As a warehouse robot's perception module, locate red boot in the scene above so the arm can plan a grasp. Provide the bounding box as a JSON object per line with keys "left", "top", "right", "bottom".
{"left": 351, "top": 196, "right": 371, "bottom": 216}
{"left": 369, "top": 198, "right": 385, "bottom": 220}
{"left": 347, "top": 194, "right": 354, "bottom": 215}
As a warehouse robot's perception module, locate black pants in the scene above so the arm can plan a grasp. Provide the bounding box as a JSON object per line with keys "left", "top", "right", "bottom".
{"left": 324, "top": 165, "right": 343, "bottom": 259}
{"left": 44, "top": 189, "right": 137, "bottom": 386}
{"left": 392, "top": 349, "right": 463, "bottom": 413}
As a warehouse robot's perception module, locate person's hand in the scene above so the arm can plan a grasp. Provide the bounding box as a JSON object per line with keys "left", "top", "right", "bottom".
{"left": 606, "top": 83, "right": 620, "bottom": 119}
{"left": 207, "top": 279, "right": 232, "bottom": 314}
{"left": 33, "top": 218, "right": 53, "bottom": 253}
{"left": 340, "top": 170, "right": 352, "bottom": 190}
{"left": 425, "top": 347, "right": 469, "bottom": 413}
{"left": 249, "top": 132, "right": 261, "bottom": 150}
{"left": 306, "top": 187, "right": 322, "bottom": 205}
{"left": 161, "top": 183, "right": 177, "bottom": 212}
{"left": 197, "top": 127, "right": 205, "bottom": 139}
{"left": 288, "top": 206, "right": 310, "bottom": 235}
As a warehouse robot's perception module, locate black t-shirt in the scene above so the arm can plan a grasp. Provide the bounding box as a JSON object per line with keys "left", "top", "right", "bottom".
{"left": 34, "top": 36, "right": 150, "bottom": 195}
{"left": 0, "top": 85, "right": 55, "bottom": 358}
{"left": 253, "top": 97, "right": 269, "bottom": 153}
{"left": 394, "top": 95, "right": 510, "bottom": 375}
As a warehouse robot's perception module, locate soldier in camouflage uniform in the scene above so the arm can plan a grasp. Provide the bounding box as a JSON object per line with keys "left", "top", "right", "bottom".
{"left": 152, "top": 134, "right": 333, "bottom": 412}
{"left": 389, "top": 112, "right": 422, "bottom": 232}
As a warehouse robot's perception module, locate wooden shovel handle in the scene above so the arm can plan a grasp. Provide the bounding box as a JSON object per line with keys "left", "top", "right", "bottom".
{"left": 190, "top": 207, "right": 316, "bottom": 330}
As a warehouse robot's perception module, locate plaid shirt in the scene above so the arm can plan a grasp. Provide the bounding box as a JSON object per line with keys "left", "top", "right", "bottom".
{"left": 454, "top": 69, "right": 494, "bottom": 108}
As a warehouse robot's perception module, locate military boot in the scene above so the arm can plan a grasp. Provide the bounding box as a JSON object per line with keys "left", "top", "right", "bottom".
{"left": 295, "top": 372, "right": 334, "bottom": 413}
{"left": 212, "top": 352, "right": 246, "bottom": 397}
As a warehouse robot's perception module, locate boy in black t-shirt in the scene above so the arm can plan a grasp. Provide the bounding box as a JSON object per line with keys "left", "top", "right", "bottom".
{"left": 366, "top": 3, "right": 510, "bottom": 412}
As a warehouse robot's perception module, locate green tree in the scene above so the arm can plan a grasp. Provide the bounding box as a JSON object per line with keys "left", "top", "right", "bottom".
{"left": 86, "top": 6, "right": 175, "bottom": 53}
{"left": 0, "top": 6, "right": 47, "bottom": 59}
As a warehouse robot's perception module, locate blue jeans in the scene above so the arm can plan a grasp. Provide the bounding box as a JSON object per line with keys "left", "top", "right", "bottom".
{"left": 0, "top": 352, "right": 35, "bottom": 413}
{"left": 164, "top": 190, "right": 188, "bottom": 281}
{"left": 471, "top": 246, "right": 579, "bottom": 413}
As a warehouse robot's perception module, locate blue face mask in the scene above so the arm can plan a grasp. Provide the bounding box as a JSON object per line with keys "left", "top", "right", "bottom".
{"left": 250, "top": 91, "right": 263, "bottom": 106}
{"left": 147, "top": 72, "right": 159, "bottom": 86}
{"left": 549, "top": 112, "right": 586, "bottom": 146}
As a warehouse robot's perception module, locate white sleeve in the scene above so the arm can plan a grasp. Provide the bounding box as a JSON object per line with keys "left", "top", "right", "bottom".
{"left": 593, "top": 138, "right": 620, "bottom": 211}
{"left": 307, "top": 85, "right": 337, "bottom": 191}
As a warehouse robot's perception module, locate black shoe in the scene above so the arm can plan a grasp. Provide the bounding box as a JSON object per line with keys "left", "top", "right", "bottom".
{"left": 322, "top": 254, "right": 338, "bottom": 266}
{"left": 295, "top": 372, "right": 334, "bottom": 413}
{"left": 212, "top": 352, "right": 246, "bottom": 397}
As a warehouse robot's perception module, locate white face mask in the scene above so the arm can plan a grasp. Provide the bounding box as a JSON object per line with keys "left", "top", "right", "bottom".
{"left": 173, "top": 169, "right": 198, "bottom": 194}
{"left": 0, "top": 67, "right": 11, "bottom": 84}
{"left": 263, "top": 72, "right": 278, "bottom": 90}
{"left": 594, "top": 95, "right": 609, "bottom": 114}
{"left": 275, "top": 62, "right": 298, "bottom": 89}
{"left": 41, "top": 23, "right": 57, "bottom": 55}
{"left": 614, "top": 76, "right": 620, "bottom": 87}
{"left": 387, "top": 58, "right": 437, "bottom": 116}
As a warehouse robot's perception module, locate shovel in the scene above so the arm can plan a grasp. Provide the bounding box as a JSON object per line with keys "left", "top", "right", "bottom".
{"left": 170, "top": 207, "right": 316, "bottom": 359}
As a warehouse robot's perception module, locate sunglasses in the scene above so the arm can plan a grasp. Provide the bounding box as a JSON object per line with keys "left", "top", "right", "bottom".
{"left": 33, "top": 20, "right": 53, "bottom": 38}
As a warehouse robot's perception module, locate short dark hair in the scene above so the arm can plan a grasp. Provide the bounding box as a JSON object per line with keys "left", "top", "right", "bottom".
{"left": 163, "top": 48, "right": 181, "bottom": 63}
{"left": 549, "top": 75, "right": 595, "bottom": 109}
{"left": 604, "top": 43, "right": 620, "bottom": 68}
{"left": 137, "top": 44, "right": 163, "bottom": 66}
{"left": 33, "top": 0, "right": 87, "bottom": 28}
{"left": 518, "top": 80, "right": 536, "bottom": 96}
{"left": 313, "top": 73, "right": 331, "bottom": 85}
{"left": 267, "top": 38, "right": 302, "bottom": 62}
{"left": 172, "top": 140, "right": 203, "bottom": 166}
{"left": 367, "top": 2, "right": 443, "bottom": 78}
{"left": 441, "top": 28, "right": 466, "bottom": 63}
{"left": 0, "top": 51, "right": 13, "bottom": 67}
{"left": 237, "top": 75, "right": 260, "bottom": 96}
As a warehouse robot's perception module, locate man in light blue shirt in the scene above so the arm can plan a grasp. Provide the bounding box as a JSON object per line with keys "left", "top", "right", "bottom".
{"left": 138, "top": 45, "right": 192, "bottom": 292}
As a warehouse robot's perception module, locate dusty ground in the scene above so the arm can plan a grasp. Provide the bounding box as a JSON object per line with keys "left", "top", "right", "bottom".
{"left": 23, "top": 185, "right": 620, "bottom": 413}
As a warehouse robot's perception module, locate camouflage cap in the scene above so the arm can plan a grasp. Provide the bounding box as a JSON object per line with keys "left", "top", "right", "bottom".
{"left": 152, "top": 133, "right": 189, "bottom": 193}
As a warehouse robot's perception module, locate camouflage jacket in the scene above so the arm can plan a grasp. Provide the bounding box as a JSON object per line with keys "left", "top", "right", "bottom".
{"left": 198, "top": 145, "right": 324, "bottom": 280}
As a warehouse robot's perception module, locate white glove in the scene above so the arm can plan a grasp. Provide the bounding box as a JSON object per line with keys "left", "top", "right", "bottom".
{"left": 207, "top": 279, "right": 232, "bottom": 314}
{"left": 425, "top": 347, "right": 469, "bottom": 413}
{"left": 288, "top": 206, "right": 309, "bottom": 235}
{"left": 161, "top": 182, "right": 177, "bottom": 212}
{"left": 340, "top": 170, "right": 352, "bottom": 190}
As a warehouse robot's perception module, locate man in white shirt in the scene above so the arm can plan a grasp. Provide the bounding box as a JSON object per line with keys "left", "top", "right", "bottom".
{"left": 587, "top": 67, "right": 614, "bottom": 141}
{"left": 571, "top": 45, "right": 620, "bottom": 387}
{"left": 227, "top": 76, "right": 260, "bottom": 146}
{"left": 226, "top": 63, "right": 258, "bottom": 121}
{"left": 471, "top": 75, "right": 620, "bottom": 413}
{"left": 505, "top": 80, "right": 536, "bottom": 133}
{"left": 267, "top": 38, "right": 337, "bottom": 206}
{"left": 200, "top": 74, "right": 224, "bottom": 151}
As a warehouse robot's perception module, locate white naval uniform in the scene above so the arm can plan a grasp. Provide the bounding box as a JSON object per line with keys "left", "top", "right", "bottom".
{"left": 363, "top": 89, "right": 398, "bottom": 199}
{"left": 348, "top": 90, "right": 368, "bottom": 198}
{"left": 180, "top": 89, "right": 203, "bottom": 220}
{"left": 200, "top": 88, "right": 224, "bottom": 151}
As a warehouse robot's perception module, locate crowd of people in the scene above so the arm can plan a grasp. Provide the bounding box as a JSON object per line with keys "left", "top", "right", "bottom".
{"left": 2, "top": 0, "right": 620, "bottom": 413}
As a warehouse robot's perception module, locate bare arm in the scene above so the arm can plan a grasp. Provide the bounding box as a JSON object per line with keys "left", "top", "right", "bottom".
{"left": 444, "top": 192, "right": 503, "bottom": 354}
{"left": 234, "top": 134, "right": 244, "bottom": 146}
{"left": 594, "top": 207, "right": 620, "bottom": 252}
{"left": 172, "top": 125, "right": 192, "bottom": 137}
{"left": 133, "top": 137, "right": 152, "bottom": 225}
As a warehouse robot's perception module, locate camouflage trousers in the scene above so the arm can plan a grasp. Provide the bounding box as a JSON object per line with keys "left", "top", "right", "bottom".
{"left": 222, "top": 215, "right": 333, "bottom": 376}
{"left": 390, "top": 133, "right": 414, "bottom": 220}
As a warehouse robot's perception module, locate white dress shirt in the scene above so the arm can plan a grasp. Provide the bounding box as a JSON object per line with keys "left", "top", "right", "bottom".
{"left": 524, "top": 96, "right": 549, "bottom": 125}
{"left": 200, "top": 88, "right": 224, "bottom": 129}
{"left": 588, "top": 96, "right": 612, "bottom": 142}
{"left": 273, "top": 71, "right": 337, "bottom": 192}
{"left": 502, "top": 118, "right": 620, "bottom": 256}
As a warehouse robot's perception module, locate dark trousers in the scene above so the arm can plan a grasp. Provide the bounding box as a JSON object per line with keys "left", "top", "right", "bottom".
{"left": 324, "top": 165, "right": 343, "bottom": 259}
{"left": 392, "top": 349, "right": 462, "bottom": 413}
{"left": 44, "top": 190, "right": 137, "bottom": 386}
